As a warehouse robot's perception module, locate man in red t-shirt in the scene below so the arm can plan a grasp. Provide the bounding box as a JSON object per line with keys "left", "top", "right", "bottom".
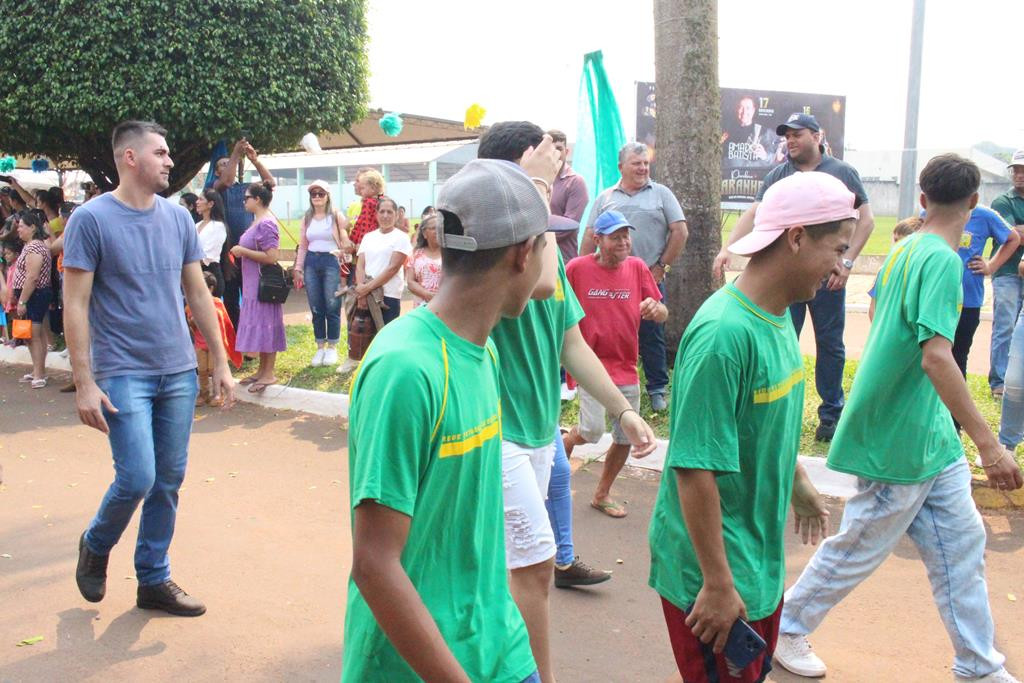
{"left": 564, "top": 210, "right": 668, "bottom": 517}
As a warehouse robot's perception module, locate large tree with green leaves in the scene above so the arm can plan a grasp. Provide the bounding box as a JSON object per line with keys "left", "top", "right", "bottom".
{"left": 0, "top": 0, "right": 369, "bottom": 193}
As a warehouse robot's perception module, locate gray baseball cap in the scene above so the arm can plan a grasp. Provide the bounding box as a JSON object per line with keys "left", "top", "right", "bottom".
{"left": 436, "top": 159, "right": 549, "bottom": 252}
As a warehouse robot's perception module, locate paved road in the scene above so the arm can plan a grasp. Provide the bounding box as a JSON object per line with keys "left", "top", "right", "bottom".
{"left": 1, "top": 364, "right": 1021, "bottom": 681}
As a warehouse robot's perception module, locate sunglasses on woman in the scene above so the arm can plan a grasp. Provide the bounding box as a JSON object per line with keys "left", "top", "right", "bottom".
{"left": 309, "top": 191, "right": 327, "bottom": 198}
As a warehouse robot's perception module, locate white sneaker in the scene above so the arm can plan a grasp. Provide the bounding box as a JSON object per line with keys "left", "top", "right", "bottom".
{"left": 774, "top": 634, "right": 826, "bottom": 678}
{"left": 956, "top": 668, "right": 1021, "bottom": 683}
{"left": 310, "top": 349, "right": 325, "bottom": 367}
{"left": 560, "top": 383, "right": 577, "bottom": 401}
{"left": 322, "top": 348, "right": 339, "bottom": 366}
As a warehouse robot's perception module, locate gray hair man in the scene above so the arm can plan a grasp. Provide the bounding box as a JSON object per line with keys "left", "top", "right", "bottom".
{"left": 580, "top": 142, "right": 688, "bottom": 412}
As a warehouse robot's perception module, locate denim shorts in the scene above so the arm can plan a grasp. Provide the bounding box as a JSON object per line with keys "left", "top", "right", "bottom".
{"left": 15, "top": 287, "right": 52, "bottom": 323}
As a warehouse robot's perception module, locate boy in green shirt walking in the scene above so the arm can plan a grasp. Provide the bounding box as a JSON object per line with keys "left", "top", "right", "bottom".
{"left": 342, "top": 154, "right": 560, "bottom": 683}
{"left": 648, "top": 171, "right": 855, "bottom": 683}
{"left": 775, "top": 155, "right": 1023, "bottom": 683}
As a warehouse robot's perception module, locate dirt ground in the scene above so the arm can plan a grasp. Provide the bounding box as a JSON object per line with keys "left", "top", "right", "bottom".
{"left": 1, "top": 363, "right": 1022, "bottom": 682}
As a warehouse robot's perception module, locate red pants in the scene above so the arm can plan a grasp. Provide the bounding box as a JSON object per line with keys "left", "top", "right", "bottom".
{"left": 661, "top": 597, "right": 781, "bottom": 683}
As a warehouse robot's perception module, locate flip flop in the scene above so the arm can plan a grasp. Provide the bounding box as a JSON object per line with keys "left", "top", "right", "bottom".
{"left": 238, "top": 376, "right": 260, "bottom": 386}
{"left": 590, "top": 500, "right": 627, "bottom": 518}
{"left": 19, "top": 373, "right": 35, "bottom": 383}
{"left": 31, "top": 377, "right": 47, "bottom": 389}
{"left": 247, "top": 380, "right": 276, "bottom": 394}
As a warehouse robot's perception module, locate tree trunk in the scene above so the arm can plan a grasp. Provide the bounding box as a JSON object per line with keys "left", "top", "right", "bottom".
{"left": 654, "top": 0, "right": 722, "bottom": 362}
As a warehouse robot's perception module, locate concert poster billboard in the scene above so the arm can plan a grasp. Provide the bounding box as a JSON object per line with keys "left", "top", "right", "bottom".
{"left": 635, "top": 83, "right": 846, "bottom": 205}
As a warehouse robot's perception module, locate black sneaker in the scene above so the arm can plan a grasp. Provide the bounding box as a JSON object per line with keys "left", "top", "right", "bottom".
{"left": 137, "top": 580, "right": 206, "bottom": 617}
{"left": 814, "top": 421, "right": 837, "bottom": 442}
{"left": 554, "top": 557, "right": 612, "bottom": 588}
{"left": 76, "top": 531, "right": 108, "bottom": 602}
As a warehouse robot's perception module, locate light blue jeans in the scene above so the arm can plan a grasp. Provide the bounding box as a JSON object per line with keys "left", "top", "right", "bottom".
{"left": 780, "top": 457, "right": 1004, "bottom": 679}
{"left": 303, "top": 250, "right": 342, "bottom": 344}
{"left": 545, "top": 427, "right": 574, "bottom": 566}
{"left": 999, "top": 310, "right": 1024, "bottom": 449}
{"left": 83, "top": 370, "right": 198, "bottom": 586}
{"left": 989, "top": 274, "right": 1024, "bottom": 391}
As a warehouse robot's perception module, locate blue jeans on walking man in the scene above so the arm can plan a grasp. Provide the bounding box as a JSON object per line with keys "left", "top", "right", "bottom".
{"left": 781, "top": 457, "right": 1006, "bottom": 679}
{"left": 790, "top": 282, "right": 845, "bottom": 426}
{"left": 82, "top": 370, "right": 198, "bottom": 586}
{"left": 989, "top": 274, "right": 1024, "bottom": 392}
{"left": 638, "top": 283, "right": 669, "bottom": 400}
{"left": 303, "top": 251, "right": 342, "bottom": 344}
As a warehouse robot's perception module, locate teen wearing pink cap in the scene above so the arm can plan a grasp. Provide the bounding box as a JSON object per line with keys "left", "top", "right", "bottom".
{"left": 647, "top": 172, "right": 856, "bottom": 683}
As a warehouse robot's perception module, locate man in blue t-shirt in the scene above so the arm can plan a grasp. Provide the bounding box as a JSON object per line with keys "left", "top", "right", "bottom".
{"left": 715, "top": 113, "right": 876, "bottom": 443}
{"left": 209, "top": 138, "right": 276, "bottom": 327}
{"left": 64, "top": 121, "right": 236, "bottom": 617}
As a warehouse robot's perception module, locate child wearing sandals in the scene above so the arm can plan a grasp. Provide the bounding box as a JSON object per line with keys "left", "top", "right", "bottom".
{"left": 186, "top": 271, "right": 241, "bottom": 406}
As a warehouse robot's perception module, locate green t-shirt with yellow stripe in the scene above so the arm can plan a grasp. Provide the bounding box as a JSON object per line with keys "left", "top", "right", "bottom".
{"left": 490, "top": 254, "right": 585, "bottom": 447}
{"left": 828, "top": 232, "right": 962, "bottom": 484}
{"left": 343, "top": 306, "right": 535, "bottom": 682}
{"left": 648, "top": 283, "right": 805, "bottom": 621}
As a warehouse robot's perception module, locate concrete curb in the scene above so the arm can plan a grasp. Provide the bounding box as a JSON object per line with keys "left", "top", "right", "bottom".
{"left": 0, "top": 345, "right": 349, "bottom": 418}
{"left": 3, "top": 345, "right": 1017, "bottom": 508}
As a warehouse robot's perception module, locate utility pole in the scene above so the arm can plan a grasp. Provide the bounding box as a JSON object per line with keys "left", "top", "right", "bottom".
{"left": 898, "top": 0, "right": 926, "bottom": 219}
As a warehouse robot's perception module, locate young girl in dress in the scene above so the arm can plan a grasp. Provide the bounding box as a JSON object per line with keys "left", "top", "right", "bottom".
{"left": 405, "top": 212, "right": 442, "bottom": 307}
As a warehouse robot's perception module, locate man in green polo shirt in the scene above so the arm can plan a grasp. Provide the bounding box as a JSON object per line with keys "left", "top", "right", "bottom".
{"left": 775, "top": 155, "right": 1023, "bottom": 683}
{"left": 648, "top": 171, "right": 854, "bottom": 683}
{"left": 342, "top": 155, "right": 560, "bottom": 683}
{"left": 988, "top": 148, "right": 1024, "bottom": 397}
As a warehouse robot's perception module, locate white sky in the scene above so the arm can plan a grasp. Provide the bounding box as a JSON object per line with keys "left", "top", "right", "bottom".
{"left": 366, "top": 0, "right": 1024, "bottom": 153}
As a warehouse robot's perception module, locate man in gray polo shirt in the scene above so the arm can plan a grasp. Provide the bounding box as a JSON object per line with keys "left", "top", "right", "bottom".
{"left": 581, "top": 142, "right": 688, "bottom": 411}
{"left": 714, "top": 113, "right": 875, "bottom": 442}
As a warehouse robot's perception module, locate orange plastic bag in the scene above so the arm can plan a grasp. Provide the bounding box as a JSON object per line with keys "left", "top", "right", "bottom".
{"left": 12, "top": 319, "right": 32, "bottom": 339}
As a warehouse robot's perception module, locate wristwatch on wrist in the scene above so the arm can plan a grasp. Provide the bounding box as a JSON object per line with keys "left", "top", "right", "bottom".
{"left": 656, "top": 260, "right": 671, "bottom": 274}
{"left": 841, "top": 258, "right": 854, "bottom": 270}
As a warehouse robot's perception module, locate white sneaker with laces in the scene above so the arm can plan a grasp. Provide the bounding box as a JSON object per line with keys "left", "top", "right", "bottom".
{"left": 322, "top": 348, "right": 339, "bottom": 366}
{"left": 955, "top": 668, "right": 1021, "bottom": 683}
{"left": 310, "top": 349, "right": 325, "bottom": 367}
{"left": 774, "top": 634, "right": 826, "bottom": 678}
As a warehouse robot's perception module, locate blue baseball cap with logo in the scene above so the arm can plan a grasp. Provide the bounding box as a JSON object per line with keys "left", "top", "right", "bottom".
{"left": 776, "top": 113, "right": 821, "bottom": 136}
{"left": 593, "top": 209, "right": 636, "bottom": 235}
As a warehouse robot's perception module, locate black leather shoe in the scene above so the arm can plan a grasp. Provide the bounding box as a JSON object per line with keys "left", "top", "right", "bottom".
{"left": 137, "top": 580, "right": 206, "bottom": 617}
{"left": 76, "top": 532, "right": 108, "bottom": 602}
{"left": 814, "top": 421, "right": 837, "bottom": 442}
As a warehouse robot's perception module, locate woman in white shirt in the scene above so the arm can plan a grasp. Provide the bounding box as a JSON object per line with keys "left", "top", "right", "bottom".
{"left": 354, "top": 195, "right": 412, "bottom": 327}
{"left": 294, "top": 180, "right": 350, "bottom": 367}
{"left": 194, "top": 189, "right": 228, "bottom": 297}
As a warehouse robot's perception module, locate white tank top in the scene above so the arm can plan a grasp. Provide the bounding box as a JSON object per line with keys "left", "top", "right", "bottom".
{"left": 306, "top": 215, "right": 337, "bottom": 253}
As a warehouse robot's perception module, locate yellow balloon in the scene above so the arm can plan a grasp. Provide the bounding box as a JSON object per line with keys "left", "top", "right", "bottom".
{"left": 464, "top": 103, "right": 487, "bottom": 130}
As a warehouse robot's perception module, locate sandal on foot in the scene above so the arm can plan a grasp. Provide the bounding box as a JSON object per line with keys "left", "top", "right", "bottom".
{"left": 31, "top": 377, "right": 47, "bottom": 389}
{"left": 238, "top": 375, "right": 260, "bottom": 386}
{"left": 590, "top": 500, "right": 627, "bottom": 518}
{"left": 247, "top": 380, "right": 276, "bottom": 394}
{"left": 19, "top": 373, "right": 35, "bottom": 383}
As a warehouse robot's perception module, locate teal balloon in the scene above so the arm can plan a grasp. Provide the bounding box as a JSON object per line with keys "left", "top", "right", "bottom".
{"left": 379, "top": 112, "right": 403, "bottom": 137}
{"left": 0, "top": 156, "right": 14, "bottom": 173}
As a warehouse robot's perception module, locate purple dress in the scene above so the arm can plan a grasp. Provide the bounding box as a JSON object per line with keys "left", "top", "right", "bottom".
{"left": 235, "top": 218, "right": 287, "bottom": 353}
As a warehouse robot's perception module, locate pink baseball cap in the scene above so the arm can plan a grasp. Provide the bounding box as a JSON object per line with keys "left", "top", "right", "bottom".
{"left": 728, "top": 172, "right": 859, "bottom": 256}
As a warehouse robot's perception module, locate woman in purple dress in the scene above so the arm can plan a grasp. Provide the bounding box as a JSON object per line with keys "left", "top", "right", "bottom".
{"left": 230, "top": 181, "right": 286, "bottom": 393}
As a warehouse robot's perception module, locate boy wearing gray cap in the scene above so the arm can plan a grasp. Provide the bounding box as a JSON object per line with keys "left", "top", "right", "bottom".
{"left": 342, "top": 158, "right": 556, "bottom": 683}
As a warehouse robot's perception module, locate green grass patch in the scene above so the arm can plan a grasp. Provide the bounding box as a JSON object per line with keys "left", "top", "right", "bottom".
{"left": 722, "top": 213, "right": 900, "bottom": 257}
{"left": 234, "top": 324, "right": 352, "bottom": 394}
{"left": 268, "top": 324, "right": 1022, "bottom": 473}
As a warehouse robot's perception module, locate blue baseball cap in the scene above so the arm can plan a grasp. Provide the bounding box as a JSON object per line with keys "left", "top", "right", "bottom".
{"left": 776, "top": 113, "right": 821, "bottom": 136}
{"left": 593, "top": 209, "right": 635, "bottom": 235}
